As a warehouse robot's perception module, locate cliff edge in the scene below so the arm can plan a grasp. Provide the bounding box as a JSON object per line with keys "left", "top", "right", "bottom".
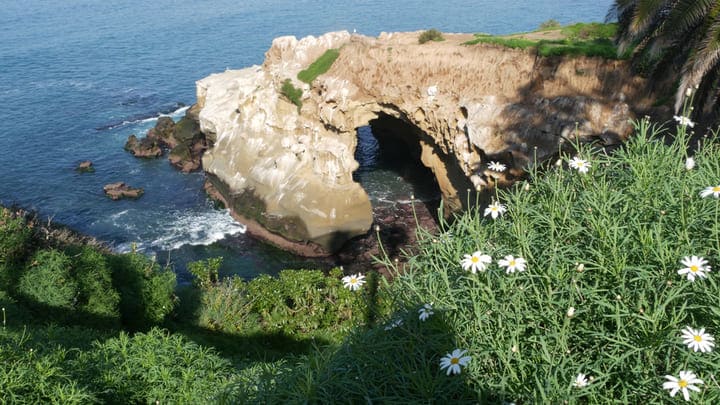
{"left": 196, "top": 31, "right": 656, "bottom": 256}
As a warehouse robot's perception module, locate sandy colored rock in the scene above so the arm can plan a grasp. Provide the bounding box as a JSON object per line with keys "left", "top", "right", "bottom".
{"left": 196, "top": 30, "right": 660, "bottom": 254}
{"left": 76, "top": 160, "right": 94, "bottom": 173}
{"left": 103, "top": 182, "right": 144, "bottom": 200}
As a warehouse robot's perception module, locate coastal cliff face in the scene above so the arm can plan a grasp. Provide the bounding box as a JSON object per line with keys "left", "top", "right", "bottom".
{"left": 197, "top": 31, "right": 655, "bottom": 255}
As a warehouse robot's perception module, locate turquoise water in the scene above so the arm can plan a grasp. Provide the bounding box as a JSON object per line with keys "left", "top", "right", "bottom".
{"left": 0, "top": 0, "right": 614, "bottom": 280}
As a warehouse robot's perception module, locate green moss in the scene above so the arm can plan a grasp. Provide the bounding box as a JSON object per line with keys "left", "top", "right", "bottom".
{"left": 280, "top": 79, "right": 303, "bottom": 112}
{"left": 297, "top": 48, "right": 340, "bottom": 84}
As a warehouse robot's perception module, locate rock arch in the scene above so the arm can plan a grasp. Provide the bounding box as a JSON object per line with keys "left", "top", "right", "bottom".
{"left": 197, "top": 31, "right": 660, "bottom": 256}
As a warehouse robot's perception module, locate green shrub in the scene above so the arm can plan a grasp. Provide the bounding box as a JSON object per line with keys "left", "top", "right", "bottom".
{"left": 72, "top": 247, "right": 120, "bottom": 319}
{"left": 188, "top": 256, "right": 222, "bottom": 289}
{"left": 418, "top": 28, "right": 444, "bottom": 44}
{"left": 297, "top": 48, "right": 340, "bottom": 84}
{"left": 0, "top": 333, "right": 97, "bottom": 404}
{"left": 284, "top": 119, "right": 720, "bottom": 402}
{"left": 280, "top": 79, "right": 303, "bottom": 112}
{"left": 539, "top": 19, "right": 561, "bottom": 30}
{"left": 18, "top": 249, "right": 78, "bottom": 309}
{"left": 0, "top": 208, "right": 32, "bottom": 289}
{"left": 76, "top": 328, "right": 234, "bottom": 403}
{"left": 186, "top": 263, "right": 388, "bottom": 340}
{"left": 109, "top": 251, "right": 176, "bottom": 329}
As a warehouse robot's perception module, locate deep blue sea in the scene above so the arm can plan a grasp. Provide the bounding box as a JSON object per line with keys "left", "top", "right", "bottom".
{"left": 0, "top": 0, "right": 613, "bottom": 281}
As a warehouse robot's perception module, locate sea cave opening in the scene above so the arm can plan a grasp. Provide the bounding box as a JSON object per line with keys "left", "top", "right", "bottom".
{"left": 350, "top": 114, "right": 442, "bottom": 260}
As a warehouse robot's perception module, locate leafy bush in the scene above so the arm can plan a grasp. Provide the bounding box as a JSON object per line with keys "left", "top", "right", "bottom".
{"left": 72, "top": 246, "right": 120, "bottom": 319}
{"left": 270, "top": 120, "right": 720, "bottom": 402}
{"left": 188, "top": 256, "right": 222, "bottom": 289}
{"left": 418, "top": 28, "right": 444, "bottom": 44}
{"left": 18, "top": 249, "right": 78, "bottom": 309}
{"left": 0, "top": 330, "right": 97, "bottom": 404}
{"left": 280, "top": 79, "right": 303, "bottom": 112}
{"left": 76, "top": 328, "right": 235, "bottom": 403}
{"left": 297, "top": 48, "right": 340, "bottom": 84}
{"left": 109, "top": 251, "right": 176, "bottom": 330}
{"left": 186, "top": 262, "right": 387, "bottom": 340}
{"left": 0, "top": 208, "right": 32, "bottom": 289}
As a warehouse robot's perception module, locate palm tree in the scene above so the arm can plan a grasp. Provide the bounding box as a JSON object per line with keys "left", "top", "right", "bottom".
{"left": 609, "top": 0, "right": 720, "bottom": 117}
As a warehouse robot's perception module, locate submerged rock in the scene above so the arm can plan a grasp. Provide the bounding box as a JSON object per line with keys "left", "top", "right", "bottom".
{"left": 103, "top": 182, "right": 144, "bottom": 200}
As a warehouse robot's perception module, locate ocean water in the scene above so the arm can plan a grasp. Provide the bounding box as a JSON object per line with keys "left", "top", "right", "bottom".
{"left": 0, "top": 0, "right": 614, "bottom": 281}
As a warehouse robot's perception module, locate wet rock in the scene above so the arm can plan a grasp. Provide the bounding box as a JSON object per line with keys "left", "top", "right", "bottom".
{"left": 168, "top": 144, "right": 201, "bottom": 173}
{"left": 103, "top": 182, "right": 144, "bottom": 200}
{"left": 147, "top": 116, "right": 176, "bottom": 145}
{"left": 76, "top": 160, "right": 94, "bottom": 173}
{"left": 124, "top": 134, "right": 162, "bottom": 158}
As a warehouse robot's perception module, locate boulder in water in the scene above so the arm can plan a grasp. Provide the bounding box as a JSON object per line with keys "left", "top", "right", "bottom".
{"left": 76, "top": 160, "right": 94, "bottom": 173}
{"left": 124, "top": 134, "right": 162, "bottom": 158}
{"left": 103, "top": 182, "right": 144, "bottom": 200}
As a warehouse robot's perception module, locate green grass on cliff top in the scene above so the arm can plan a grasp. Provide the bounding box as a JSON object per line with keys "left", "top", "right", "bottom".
{"left": 464, "top": 22, "right": 624, "bottom": 59}
{"left": 297, "top": 48, "right": 340, "bottom": 84}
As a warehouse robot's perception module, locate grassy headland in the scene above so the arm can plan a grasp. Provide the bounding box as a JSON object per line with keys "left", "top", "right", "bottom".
{"left": 463, "top": 22, "right": 623, "bottom": 59}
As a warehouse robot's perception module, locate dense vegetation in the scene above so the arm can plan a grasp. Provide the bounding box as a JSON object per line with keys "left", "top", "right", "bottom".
{"left": 464, "top": 22, "right": 621, "bottom": 59}
{"left": 0, "top": 208, "right": 382, "bottom": 402}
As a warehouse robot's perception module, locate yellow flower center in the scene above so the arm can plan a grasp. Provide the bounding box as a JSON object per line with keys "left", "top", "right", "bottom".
{"left": 694, "top": 335, "right": 703, "bottom": 342}
{"left": 350, "top": 278, "right": 357, "bottom": 283}
{"left": 509, "top": 260, "right": 516, "bottom": 266}
{"left": 450, "top": 357, "right": 459, "bottom": 365}
{"left": 690, "top": 265, "right": 699, "bottom": 273}
{"left": 491, "top": 207, "right": 498, "bottom": 211}
{"left": 577, "top": 162, "right": 585, "bottom": 167}
{"left": 471, "top": 256, "right": 479, "bottom": 263}
{"left": 679, "top": 379, "right": 688, "bottom": 388}
{"left": 713, "top": 186, "right": 720, "bottom": 192}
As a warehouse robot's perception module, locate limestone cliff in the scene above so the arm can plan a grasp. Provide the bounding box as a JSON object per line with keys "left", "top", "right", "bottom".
{"left": 197, "top": 31, "right": 656, "bottom": 256}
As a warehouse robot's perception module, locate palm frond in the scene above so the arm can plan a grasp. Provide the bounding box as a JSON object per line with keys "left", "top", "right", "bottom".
{"left": 676, "top": 17, "right": 720, "bottom": 111}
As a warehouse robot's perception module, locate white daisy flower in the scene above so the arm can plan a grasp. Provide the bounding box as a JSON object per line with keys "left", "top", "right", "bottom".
{"left": 418, "top": 304, "right": 434, "bottom": 321}
{"left": 700, "top": 185, "right": 720, "bottom": 198}
{"left": 497, "top": 255, "right": 527, "bottom": 274}
{"left": 566, "top": 306, "right": 576, "bottom": 318}
{"left": 342, "top": 273, "right": 366, "bottom": 291}
{"left": 681, "top": 326, "right": 715, "bottom": 353}
{"left": 384, "top": 318, "right": 403, "bottom": 330}
{"left": 573, "top": 373, "right": 589, "bottom": 388}
{"left": 483, "top": 201, "right": 507, "bottom": 219}
{"left": 568, "top": 157, "right": 591, "bottom": 173}
{"left": 685, "top": 157, "right": 695, "bottom": 170}
{"left": 663, "top": 371, "right": 703, "bottom": 401}
{"left": 439, "top": 349, "right": 471, "bottom": 375}
{"left": 488, "top": 161, "right": 507, "bottom": 172}
{"left": 673, "top": 115, "right": 695, "bottom": 128}
{"left": 461, "top": 251, "right": 492, "bottom": 273}
{"left": 678, "top": 256, "right": 711, "bottom": 282}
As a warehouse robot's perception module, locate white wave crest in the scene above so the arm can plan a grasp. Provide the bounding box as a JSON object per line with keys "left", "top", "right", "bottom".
{"left": 114, "top": 208, "right": 246, "bottom": 253}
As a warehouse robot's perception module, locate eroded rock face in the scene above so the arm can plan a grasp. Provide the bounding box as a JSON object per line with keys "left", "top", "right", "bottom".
{"left": 197, "top": 31, "right": 658, "bottom": 254}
